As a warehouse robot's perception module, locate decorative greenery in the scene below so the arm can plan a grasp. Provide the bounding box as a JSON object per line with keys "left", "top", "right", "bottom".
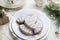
{"left": 0, "top": 6, "right": 3, "bottom": 9}
{"left": 55, "top": 32, "right": 59, "bottom": 35}
{"left": 0, "top": 10, "right": 5, "bottom": 18}
{"left": 45, "top": 2, "right": 60, "bottom": 27}
{"left": 11, "top": 1, "right": 14, "bottom": 4}
{"left": 44, "top": 1, "right": 60, "bottom": 35}
{"left": 0, "top": 6, "right": 5, "bottom": 18}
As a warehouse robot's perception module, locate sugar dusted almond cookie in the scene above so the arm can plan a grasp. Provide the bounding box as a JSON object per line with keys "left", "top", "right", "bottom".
{"left": 16, "top": 14, "right": 43, "bottom": 36}
{"left": 19, "top": 24, "right": 33, "bottom": 36}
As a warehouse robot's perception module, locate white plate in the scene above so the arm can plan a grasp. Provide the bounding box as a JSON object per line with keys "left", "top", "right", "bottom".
{"left": 9, "top": 9, "right": 50, "bottom": 40}
{"left": 0, "top": 0, "right": 25, "bottom": 8}
{"left": 10, "top": 23, "right": 49, "bottom": 40}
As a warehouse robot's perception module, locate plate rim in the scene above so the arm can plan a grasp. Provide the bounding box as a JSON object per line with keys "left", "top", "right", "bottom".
{"left": 0, "top": 0, "right": 25, "bottom": 8}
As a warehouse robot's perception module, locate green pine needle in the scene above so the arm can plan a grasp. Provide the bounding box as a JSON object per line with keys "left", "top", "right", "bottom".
{"left": 0, "top": 6, "right": 5, "bottom": 18}
{"left": 45, "top": 3, "right": 60, "bottom": 27}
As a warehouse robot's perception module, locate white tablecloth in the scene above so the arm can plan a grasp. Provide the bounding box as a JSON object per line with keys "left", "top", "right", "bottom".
{"left": 0, "top": 0, "right": 60, "bottom": 40}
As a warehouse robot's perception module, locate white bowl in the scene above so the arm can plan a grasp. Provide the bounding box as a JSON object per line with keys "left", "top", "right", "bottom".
{"left": 0, "top": 0, "right": 25, "bottom": 8}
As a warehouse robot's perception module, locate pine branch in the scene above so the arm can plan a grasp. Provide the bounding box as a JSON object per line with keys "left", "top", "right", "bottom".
{"left": 0, "top": 6, "right": 5, "bottom": 18}
{"left": 45, "top": 3, "right": 60, "bottom": 27}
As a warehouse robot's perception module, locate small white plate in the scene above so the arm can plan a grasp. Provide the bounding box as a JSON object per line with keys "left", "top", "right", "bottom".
{"left": 9, "top": 9, "right": 50, "bottom": 40}
{"left": 0, "top": 0, "right": 25, "bottom": 8}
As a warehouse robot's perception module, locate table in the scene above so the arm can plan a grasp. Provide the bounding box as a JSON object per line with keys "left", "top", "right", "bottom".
{"left": 0, "top": 0, "right": 60, "bottom": 40}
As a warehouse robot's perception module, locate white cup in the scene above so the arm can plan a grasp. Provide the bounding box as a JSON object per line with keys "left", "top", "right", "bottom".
{"left": 35, "top": 0, "right": 48, "bottom": 7}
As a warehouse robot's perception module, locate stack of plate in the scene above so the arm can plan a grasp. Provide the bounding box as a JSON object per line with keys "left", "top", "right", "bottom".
{"left": 9, "top": 9, "right": 50, "bottom": 40}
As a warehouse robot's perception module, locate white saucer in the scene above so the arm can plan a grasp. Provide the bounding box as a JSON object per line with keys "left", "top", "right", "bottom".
{"left": 0, "top": 0, "right": 25, "bottom": 8}
{"left": 9, "top": 9, "right": 50, "bottom": 40}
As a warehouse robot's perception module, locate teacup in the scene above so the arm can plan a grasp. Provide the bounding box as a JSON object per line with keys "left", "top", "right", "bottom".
{"left": 35, "top": 0, "right": 48, "bottom": 7}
